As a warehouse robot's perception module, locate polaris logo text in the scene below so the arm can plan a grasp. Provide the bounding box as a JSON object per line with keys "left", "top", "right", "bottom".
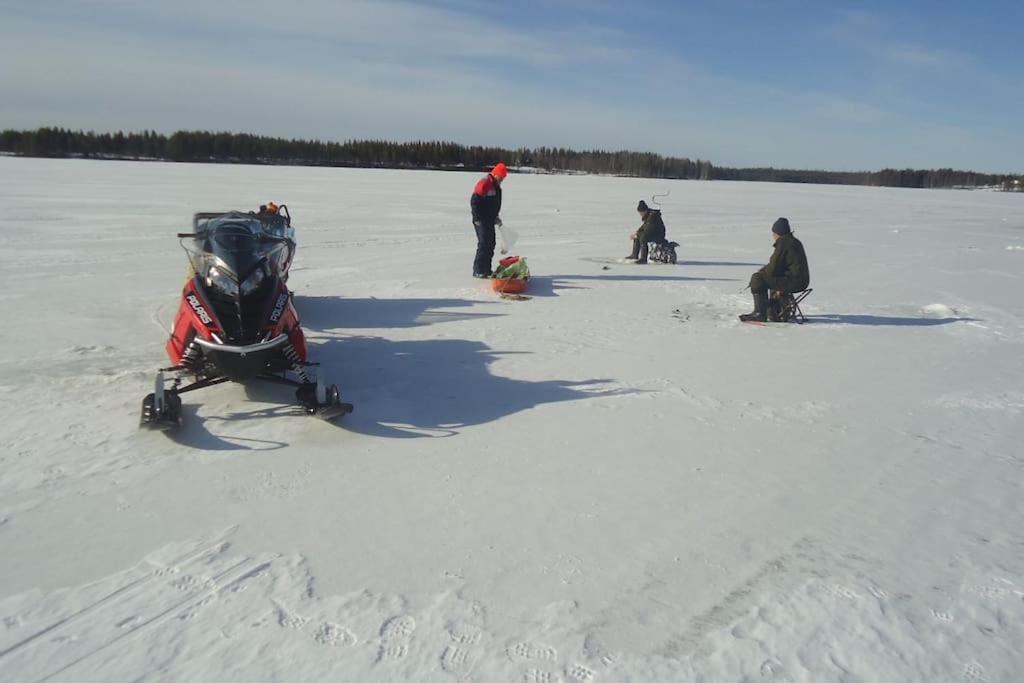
{"left": 269, "top": 293, "right": 288, "bottom": 323}
{"left": 187, "top": 294, "right": 213, "bottom": 325}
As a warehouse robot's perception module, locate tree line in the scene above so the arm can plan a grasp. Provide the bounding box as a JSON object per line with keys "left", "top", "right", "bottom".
{"left": 1, "top": 127, "right": 1020, "bottom": 190}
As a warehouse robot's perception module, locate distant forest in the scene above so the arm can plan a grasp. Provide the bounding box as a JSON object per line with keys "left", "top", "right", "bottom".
{"left": 2, "top": 127, "right": 1021, "bottom": 191}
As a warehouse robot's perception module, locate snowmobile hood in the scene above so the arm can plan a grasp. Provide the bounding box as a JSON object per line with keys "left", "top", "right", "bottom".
{"left": 184, "top": 214, "right": 293, "bottom": 283}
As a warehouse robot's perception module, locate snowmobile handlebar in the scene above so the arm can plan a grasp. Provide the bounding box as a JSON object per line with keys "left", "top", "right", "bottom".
{"left": 191, "top": 207, "right": 291, "bottom": 231}
{"left": 177, "top": 231, "right": 291, "bottom": 245}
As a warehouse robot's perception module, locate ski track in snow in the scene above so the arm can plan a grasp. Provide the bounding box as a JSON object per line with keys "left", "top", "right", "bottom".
{"left": 1, "top": 158, "right": 1023, "bottom": 681}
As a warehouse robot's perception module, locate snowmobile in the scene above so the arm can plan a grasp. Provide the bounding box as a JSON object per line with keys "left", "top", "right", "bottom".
{"left": 141, "top": 205, "right": 352, "bottom": 429}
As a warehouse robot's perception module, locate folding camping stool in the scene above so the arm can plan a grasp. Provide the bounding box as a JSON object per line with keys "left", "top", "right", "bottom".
{"left": 772, "top": 289, "right": 813, "bottom": 324}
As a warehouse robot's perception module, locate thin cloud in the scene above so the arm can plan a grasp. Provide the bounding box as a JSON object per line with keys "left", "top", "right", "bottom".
{"left": 824, "top": 9, "right": 963, "bottom": 70}
{"left": 823, "top": 8, "right": 886, "bottom": 42}
{"left": 16, "top": 0, "right": 642, "bottom": 70}
{"left": 884, "top": 45, "right": 959, "bottom": 67}
{"left": 810, "top": 98, "right": 889, "bottom": 124}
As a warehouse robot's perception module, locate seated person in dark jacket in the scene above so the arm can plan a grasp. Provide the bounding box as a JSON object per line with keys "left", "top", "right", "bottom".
{"left": 740, "top": 217, "right": 810, "bottom": 322}
{"left": 626, "top": 200, "right": 666, "bottom": 264}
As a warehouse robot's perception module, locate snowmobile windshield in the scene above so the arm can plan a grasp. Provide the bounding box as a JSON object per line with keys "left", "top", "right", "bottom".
{"left": 184, "top": 214, "right": 294, "bottom": 295}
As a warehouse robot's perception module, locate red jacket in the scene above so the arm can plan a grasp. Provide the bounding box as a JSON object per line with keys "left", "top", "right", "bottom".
{"left": 470, "top": 174, "right": 502, "bottom": 225}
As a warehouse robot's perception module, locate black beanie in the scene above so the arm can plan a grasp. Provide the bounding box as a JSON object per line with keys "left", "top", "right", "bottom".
{"left": 772, "top": 217, "right": 792, "bottom": 235}
{"left": 637, "top": 200, "right": 649, "bottom": 212}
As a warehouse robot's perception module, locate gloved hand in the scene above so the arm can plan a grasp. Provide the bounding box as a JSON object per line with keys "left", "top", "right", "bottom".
{"left": 473, "top": 220, "right": 482, "bottom": 229}
{"left": 496, "top": 218, "right": 503, "bottom": 227}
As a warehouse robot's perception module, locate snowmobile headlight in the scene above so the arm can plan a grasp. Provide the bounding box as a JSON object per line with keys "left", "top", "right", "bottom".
{"left": 240, "top": 266, "right": 266, "bottom": 296}
{"left": 206, "top": 266, "right": 239, "bottom": 296}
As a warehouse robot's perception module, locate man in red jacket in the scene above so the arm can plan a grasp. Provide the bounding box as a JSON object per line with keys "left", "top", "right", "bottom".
{"left": 470, "top": 162, "right": 508, "bottom": 278}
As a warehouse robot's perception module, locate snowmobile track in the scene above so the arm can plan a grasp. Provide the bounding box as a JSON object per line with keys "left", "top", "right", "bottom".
{"left": 34, "top": 556, "right": 271, "bottom": 682}
{"left": 0, "top": 533, "right": 234, "bottom": 660}
{"left": 0, "top": 530, "right": 262, "bottom": 681}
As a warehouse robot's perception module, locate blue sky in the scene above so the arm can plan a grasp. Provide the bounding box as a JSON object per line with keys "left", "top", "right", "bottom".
{"left": 2, "top": 0, "right": 1021, "bottom": 171}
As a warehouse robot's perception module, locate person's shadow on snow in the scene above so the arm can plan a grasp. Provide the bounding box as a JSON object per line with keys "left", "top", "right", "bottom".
{"left": 527, "top": 273, "right": 739, "bottom": 297}
{"left": 315, "top": 334, "right": 631, "bottom": 439}
{"left": 808, "top": 314, "right": 979, "bottom": 326}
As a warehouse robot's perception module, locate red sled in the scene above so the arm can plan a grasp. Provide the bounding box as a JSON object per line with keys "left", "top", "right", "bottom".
{"left": 491, "top": 255, "right": 529, "bottom": 294}
{"left": 491, "top": 278, "right": 528, "bottom": 294}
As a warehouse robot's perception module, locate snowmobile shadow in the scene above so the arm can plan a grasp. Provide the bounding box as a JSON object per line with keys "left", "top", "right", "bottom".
{"left": 528, "top": 273, "right": 739, "bottom": 296}
{"left": 167, "top": 404, "right": 290, "bottom": 451}
{"left": 808, "top": 314, "right": 980, "bottom": 327}
{"left": 313, "top": 335, "right": 635, "bottom": 439}
{"left": 296, "top": 295, "right": 503, "bottom": 330}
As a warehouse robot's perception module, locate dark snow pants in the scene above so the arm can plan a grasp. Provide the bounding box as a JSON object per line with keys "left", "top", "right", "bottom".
{"left": 473, "top": 221, "right": 496, "bottom": 276}
{"left": 750, "top": 271, "right": 806, "bottom": 295}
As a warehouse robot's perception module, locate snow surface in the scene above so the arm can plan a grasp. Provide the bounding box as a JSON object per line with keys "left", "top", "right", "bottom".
{"left": 1, "top": 157, "right": 1023, "bottom": 682}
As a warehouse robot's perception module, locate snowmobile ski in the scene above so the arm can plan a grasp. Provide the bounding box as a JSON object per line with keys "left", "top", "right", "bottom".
{"left": 140, "top": 371, "right": 183, "bottom": 430}
{"left": 295, "top": 368, "right": 353, "bottom": 420}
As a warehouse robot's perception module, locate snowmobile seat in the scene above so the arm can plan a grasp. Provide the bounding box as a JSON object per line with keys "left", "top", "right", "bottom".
{"left": 649, "top": 239, "right": 678, "bottom": 264}
{"left": 770, "top": 288, "right": 813, "bottom": 324}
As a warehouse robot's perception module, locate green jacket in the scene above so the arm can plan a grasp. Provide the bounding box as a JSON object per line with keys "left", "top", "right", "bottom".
{"left": 637, "top": 210, "right": 666, "bottom": 243}
{"left": 759, "top": 233, "right": 809, "bottom": 292}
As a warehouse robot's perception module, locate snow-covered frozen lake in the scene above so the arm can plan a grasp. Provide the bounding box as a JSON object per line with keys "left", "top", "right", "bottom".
{"left": 1, "top": 156, "right": 1022, "bottom": 681}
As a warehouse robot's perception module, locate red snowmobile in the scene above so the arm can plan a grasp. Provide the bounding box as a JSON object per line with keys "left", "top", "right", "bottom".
{"left": 141, "top": 205, "right": 352, "bottom": 429}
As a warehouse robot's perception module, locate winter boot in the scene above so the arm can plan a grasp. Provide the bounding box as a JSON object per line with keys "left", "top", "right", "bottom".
{"left": 739, "top": 290, "right": 769, "bottom": 322}
{"left": 625, "top": 245, "right": 639, "bottom": 260}
{"left": 634, "top": 242, "right": 649, "bottom": 264}
{"left": 739, "top": 310, "right": 766, "bottom": 322}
